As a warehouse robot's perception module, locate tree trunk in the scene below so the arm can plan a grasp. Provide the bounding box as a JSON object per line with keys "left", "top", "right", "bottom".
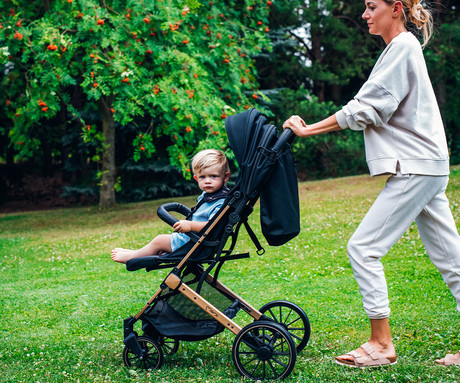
{"left": 98, "top": 97, "right": 116, "bottom": 209}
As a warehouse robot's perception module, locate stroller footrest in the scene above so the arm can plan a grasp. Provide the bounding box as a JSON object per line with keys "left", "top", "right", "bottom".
{"left": 126, "top": 256, "right": 163, "bottom": 271}
{"left": 126, "top": 252, "right": 251, "bottom": 272}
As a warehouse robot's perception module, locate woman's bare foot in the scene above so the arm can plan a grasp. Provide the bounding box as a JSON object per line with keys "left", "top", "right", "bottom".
{"left": 111, "top": 248, "right": 139, "bottom": 264}
{"left": 435, "top": 351, "right": 460, "bottom": 366}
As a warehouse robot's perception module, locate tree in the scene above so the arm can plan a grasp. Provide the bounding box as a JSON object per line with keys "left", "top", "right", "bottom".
{"left": 256, "top": 0, "right": 459, "bottom": 179}
{"left": 258, "top": 0, "right": 380, "bottom": 105}
{"left": 1, "top": 0, "right": 271, "bottom": 208}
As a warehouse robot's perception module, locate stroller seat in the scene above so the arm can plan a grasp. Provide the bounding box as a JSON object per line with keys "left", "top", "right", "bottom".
{"left": 125, "top": 184, "right": 260, "bottom": 272}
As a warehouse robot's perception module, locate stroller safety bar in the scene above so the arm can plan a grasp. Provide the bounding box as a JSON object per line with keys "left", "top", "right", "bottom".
{"left": 157, "top": 202, "right": 191, "bottom": 226}
{"left": 157, "top": 202, "right": 219, "bottom": 245}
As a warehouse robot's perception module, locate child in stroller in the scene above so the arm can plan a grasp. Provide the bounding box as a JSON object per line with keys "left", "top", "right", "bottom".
{"left": 119, "top": 109, "right": 310, "bottom": 381}
{"left": 111, "top": 149, "right": 230, "bottom": 264}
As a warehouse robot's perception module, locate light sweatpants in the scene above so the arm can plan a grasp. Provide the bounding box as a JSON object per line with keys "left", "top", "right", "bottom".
{"left": 347, "top": 172, "right": 460, "bottom": 319}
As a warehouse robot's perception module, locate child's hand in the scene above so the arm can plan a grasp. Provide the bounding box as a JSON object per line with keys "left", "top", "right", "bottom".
{"left": 173, "top": 220, "right": 193, "bottom": 233}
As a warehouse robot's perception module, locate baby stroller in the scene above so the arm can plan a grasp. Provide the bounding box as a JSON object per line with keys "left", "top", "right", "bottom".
{"left": 121, "top": 108, "right": 311, "bottom": 381}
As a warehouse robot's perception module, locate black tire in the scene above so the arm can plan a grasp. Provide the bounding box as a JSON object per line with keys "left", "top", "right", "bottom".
{"left": 232, "top": 321, "right": 297, "bottom": 381}
{"left": 122, "top": 336, "right": 164, "bottom": 370}
{"left": 259, "top": 300, "right": 310, "bottom": 353}
{"left": 159, "top": 337, "right": 179, "bottom": 356}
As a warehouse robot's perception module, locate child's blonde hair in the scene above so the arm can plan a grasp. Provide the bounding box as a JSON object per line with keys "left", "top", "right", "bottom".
{"left": 191, "top": 149, "right": 230, "bottom": 175}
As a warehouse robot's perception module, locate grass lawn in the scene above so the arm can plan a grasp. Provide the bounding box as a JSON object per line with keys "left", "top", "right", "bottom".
{"left": 1, "top": 166, "right": 459, "bottom": 382}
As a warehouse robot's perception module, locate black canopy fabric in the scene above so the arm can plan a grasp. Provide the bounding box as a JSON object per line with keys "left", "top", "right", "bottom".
{"left": 225, "top": 108, "right": 300, "bottom": 246}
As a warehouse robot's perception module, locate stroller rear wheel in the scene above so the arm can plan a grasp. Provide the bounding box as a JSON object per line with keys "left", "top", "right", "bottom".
{"left": 232, "top": 321, "right": 296, "bottom": 381}
{"left": 122, "top": 336, "right": 164, "bottom": 371}
{"left": 259, "top": 300, "right": 310, "bottom": 353}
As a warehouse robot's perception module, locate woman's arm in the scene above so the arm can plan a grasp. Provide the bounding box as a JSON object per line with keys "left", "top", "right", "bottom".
{"left": 283, "top": 114, "right": 342, "bottom": 137}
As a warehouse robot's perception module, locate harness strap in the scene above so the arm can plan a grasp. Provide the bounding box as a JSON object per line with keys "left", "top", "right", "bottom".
{"left": 244, "top": 221, "right": 265, "bottom": 255}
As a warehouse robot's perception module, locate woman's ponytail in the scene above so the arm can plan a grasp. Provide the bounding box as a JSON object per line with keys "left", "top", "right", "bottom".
{"left": 407, "top": 1, "right": 433, "bottom": 48}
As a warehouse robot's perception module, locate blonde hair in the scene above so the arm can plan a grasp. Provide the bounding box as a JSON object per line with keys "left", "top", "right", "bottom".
{"left": 385, "top": 0, "right": 433, "bottom": 47}
{"left": 191, "top": 149, "right": 230, "bottom": 175}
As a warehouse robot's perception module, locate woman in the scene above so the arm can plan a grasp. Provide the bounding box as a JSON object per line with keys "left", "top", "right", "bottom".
{"left": 283, "top": 0, "right": 460, "bottom": 368}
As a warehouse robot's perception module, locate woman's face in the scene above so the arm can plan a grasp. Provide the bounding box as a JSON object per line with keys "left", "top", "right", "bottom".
{"left": 362, "top": 0, "right": 401, "bottom": 42}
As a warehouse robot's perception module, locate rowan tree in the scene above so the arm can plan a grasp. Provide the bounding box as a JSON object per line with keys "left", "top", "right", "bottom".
{"left": 0, "top": 0, "right": 271, "bottom": 207}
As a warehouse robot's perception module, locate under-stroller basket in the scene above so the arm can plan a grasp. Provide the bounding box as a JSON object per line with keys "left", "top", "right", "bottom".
{"left": 142, "top": 300, "right": 225, "bottom": 341}
{"left": 141, "top": 269, "right": 239, "bottom": 341}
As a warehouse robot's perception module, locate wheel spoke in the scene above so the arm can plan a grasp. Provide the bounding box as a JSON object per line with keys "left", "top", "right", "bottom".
{"left": 267, "top": 307, "right": 277, "bottom": 320}
{"left": 286, "top": 316, "right": 302, "bottom": 328}
{"left": 273, "top": 335, "right": 288, "bottom": 349}
{"left": 282, "top": 307, "right": 293, "bottom": 324}
{"left": 241, "top": 356, "right": 259, "bottom": 366}
{"left": 289, "top": 332, "right": 303, "bottom": 342}
{"left": 249, "top": 359, "right": 262, "bottom": 378}
{"left": 268, "top": 358, "right": 284, "bottom": 373}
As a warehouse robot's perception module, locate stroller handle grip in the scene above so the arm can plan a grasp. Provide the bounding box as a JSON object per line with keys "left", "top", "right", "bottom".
{"left": 157, "top": 202, "right": 192, "bottom": 227}
{"left": 272, "top": 127, "right": 294, "bottom": 153}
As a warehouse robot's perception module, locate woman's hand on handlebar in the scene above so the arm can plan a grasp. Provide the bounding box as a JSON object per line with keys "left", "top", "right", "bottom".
{"left": 283, "top": 115, "right": 308, "bottom": 137}
{"left": 283, "top": 114, "right": 341, "bottom": 137}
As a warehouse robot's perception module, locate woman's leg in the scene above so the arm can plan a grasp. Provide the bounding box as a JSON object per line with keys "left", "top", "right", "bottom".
{"left": 415, "top": 189, "right": 460, "bottom": 365}
{"left": 338, "top": 173, "right": 448, "bottom": 365}
{"left": 111, "top": 234, "right": 173, "bottom": 263}
{"left": 415, "top": 190, "right": 460, "bottom": 312}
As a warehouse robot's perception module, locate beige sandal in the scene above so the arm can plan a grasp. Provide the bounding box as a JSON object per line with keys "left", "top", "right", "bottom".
{"left": 335, "top": 342, "right": 397, "bottom": 368}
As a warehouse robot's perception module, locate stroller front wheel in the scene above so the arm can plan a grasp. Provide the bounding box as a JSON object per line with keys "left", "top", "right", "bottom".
{"left": 122, "top": 336, "right": 164, "bottom": 371}
{"left": 232, "top": 321, "right": 297, "bottom": 381}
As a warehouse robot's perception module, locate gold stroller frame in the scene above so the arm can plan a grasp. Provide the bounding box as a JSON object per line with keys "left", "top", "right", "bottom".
{"left": 122, "top": 199, "right": 311, "bottom": 381}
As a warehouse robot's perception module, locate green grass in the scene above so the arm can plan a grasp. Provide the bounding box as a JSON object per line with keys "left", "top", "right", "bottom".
{"left": 1, "top": 166, "right": 459, "bottom": 382}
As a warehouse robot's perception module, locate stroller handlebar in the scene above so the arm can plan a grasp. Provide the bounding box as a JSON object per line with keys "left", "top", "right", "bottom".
{"left": 272, "top": 127, "right": 294, "bottom": 153}
{"left": 157, "top": 202, "right": 191, "bottom": 227}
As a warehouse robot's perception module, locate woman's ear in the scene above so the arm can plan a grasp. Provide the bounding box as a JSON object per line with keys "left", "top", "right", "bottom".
{"left": 393, "top": 1, "right": 403, "bottom": 17}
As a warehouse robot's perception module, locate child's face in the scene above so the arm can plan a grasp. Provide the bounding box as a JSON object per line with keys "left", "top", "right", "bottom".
{"left": 193, "top": 164, "right": 230, "bottom": 194}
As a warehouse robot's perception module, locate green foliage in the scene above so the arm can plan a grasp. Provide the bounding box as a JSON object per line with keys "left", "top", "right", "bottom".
{"left": 259, "top": 0, "right": 381, "bottom": 103}
{"left": 266, "top": 87, "right": 367, "bottom": 179}
{"left": 116, "top": 158, "right": 199, "bottom": 202}
{"left": 0, "top": 0, "right": 271, "bottom": 174}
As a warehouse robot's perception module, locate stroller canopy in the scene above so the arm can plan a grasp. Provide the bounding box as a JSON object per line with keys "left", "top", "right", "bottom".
{"left": 226, "top": 108, "right": 275, "bottom": 197}
{"left": 225, "top": 108, "right": 300, "bottom": 246}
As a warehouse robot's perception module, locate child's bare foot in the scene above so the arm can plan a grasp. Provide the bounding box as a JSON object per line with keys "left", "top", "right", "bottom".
{"left": 435, "top": 351, "right": 460, "bottom": 366}
{"left": 111, "top": 248, "right": 138, "bottom": 264}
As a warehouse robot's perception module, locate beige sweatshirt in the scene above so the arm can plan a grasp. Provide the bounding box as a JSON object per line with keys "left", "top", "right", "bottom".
{"left": 335, "top": 32, "right": 450, "bottom": 176}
